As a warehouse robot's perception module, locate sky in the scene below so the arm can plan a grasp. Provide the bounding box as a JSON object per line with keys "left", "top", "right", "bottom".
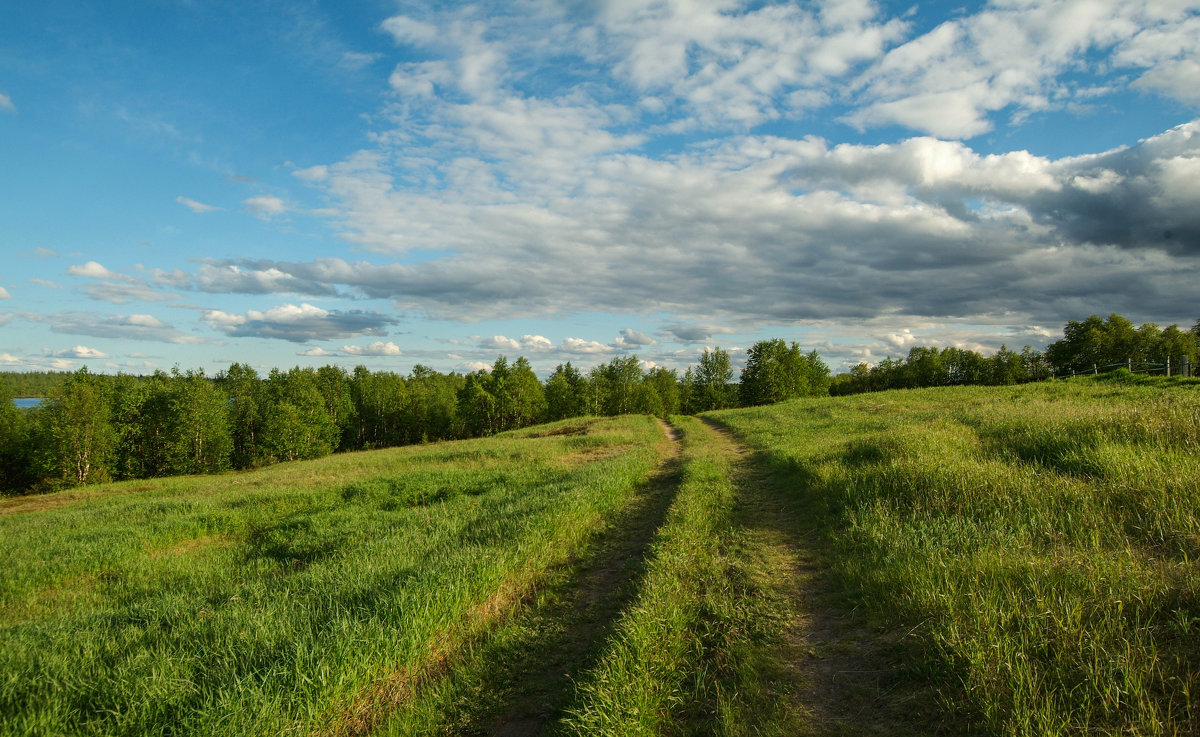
{"left": 2, "top": 0, "right": 1198, "bottom": 378}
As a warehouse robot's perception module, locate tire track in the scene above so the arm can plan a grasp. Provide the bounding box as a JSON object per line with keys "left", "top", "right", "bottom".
{"left": 465, "top": 418, "right": 684, "bottom": 735}
{"left": 702, "top": 417, "right": 954, "bottom": 736}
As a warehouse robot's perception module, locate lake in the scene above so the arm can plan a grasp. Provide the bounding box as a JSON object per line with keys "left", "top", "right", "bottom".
{"left": 12, "top": 398, "right": 44, "bottom": 409}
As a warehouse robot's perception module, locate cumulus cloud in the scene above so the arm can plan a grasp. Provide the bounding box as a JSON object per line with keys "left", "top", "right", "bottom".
{"left": 40, "top": 312, "right": 205, "bottom": 344}
{"left": 663, "top": 324, "right": 739, "bottom": 343}
{"left": 293, "top": 165, "right": 329, "bottom": 182}
{"left": 67, "top": 261, "right": 128, "bottom": 281}
{"left": 202, "top": 302, "right": 396, "bottom": 343}
{"left": 477, "top": 334, "right": 522, "bottom": 351}
{"left": 0, "top": 93, "right": 14, "bottom": 113}
{"left": 176, "top": 196, "right": 221, "bottom": 213}
{"left": 0, "top": 287, "right": 10, "bottom": 300}
{"left": 189, "top": 261, "right": 340, "bottom": 297}
{"left": 342, "top": 341, "right": 403, "bottom": 356}
{"left": 521, "top": 334, "right": 552, "bottom": 352}
{"left": 180, "top": 116, "right": 1200, "bottom": 335}
{"left": 244, "top": 195, "right": 289, "bottom": 219}
{"left": 615, "top": 328, "right": 657, "bottom": 348}
{"left": 46, "top": 345, "right": 108, "bottom": 359}
{"left": 129, "top": 2, "right": 1197, "bottom": 354}
{"left": 841, "top": 1, "right": 1200, "bottom": 138}
{"left": 65, "top": 261, "right": 179, "bottom": 304}
{"left": 297, "top": 347, "right": 334, "bottom": 357}
{"left": 561, "top": 337, "right": 611, "bottom": 355}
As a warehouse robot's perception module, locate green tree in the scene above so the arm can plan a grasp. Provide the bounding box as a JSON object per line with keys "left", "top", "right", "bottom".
{"left": 594, "top": 355, "right": 644, "bottom": 416}
{"left": 316, "top": 365, "right": 356, "bottom": 451}
{"left": 545, "top": 362, "right": 586, "bottom": 421}
{"left": 678, "top": 367, "right": 697, "bottom": 414}
{"left": 1020, "top": 346, "right": 1051, "bottom": 382}
{"left": 0, "top": 380, "right": 33, "bottom": 492}
{"left": 456, "top": 371, "right": 496, "bottom": 437}
{"left": 642, "top": 367, "right": 680, "bottom": 417}
{"left": 740, "top": 340, "right": 830, "bottom": 405}
{"left": 693, "top": 348, "right": 733, "bottom": 412}
{"left": 219, "top": 363, "right": 263, "bottom": 469}
{"left": 987, "top": 345, "right": 1026, "bottom": 385}
{"left": 164, "top": 369, "right": 231, "bottom": 475}
{"left": 34, "top": 367, "right": 117, "bottom": 486}
{"left": 403, "top": 365, "right": 462, "bottom": 442}
{"left": 350, "top": 367, "right": 407, "bottom": 448}
{"left": 500, "top": 356, "right": 546, "bottom": 430}
{"left": 260, "top": 368, "right": 338, "bottom": 463}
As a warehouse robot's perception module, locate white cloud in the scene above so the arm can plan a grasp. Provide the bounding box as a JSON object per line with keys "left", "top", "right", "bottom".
{"left": 64, "top": 261, "right": 178, "bottom": 304}
{"left": 463, "top": 360, "right": 492, "bottom": 373}
{"left": 0, "top": 286, "right": 10, "bottom": 300}
{"left": 477, "top": 334, "right": 521, "bottom": 351}
{"left": 191, "top": 262, "right": 338, "bottom": 296}
{"left": 1133, "top": 59, "right": 1200, "bottom": 104}
{"left": 176, "top": 196, "right": 221, "bottom": 213}
{"left": 0, "top": 93, "right": 14, "bottom": 114}
{"left": 29, "top": 278, "right": 63, "bottom": 289}
{"left": 521, "top": 334, "right": 552, "bottom": 352}
{"left": 615, "top": 328, "right": 657, "bottom": 348}
{"left": 297, "top": 347, "right": 334, "bottom": 357}
{"left": 338, "top": 51, "right": 380, "bottom": 71}
{"left": 293, "top": 165, "right": 329, "bottom": 182}
{"left": 343, "top": 341, "right": 403, "bottom": 356}
{"left": 561, "top": 337, "right": 611, "bottom": 354}
{"left": 845, "top": 1, "right": 1200, "bottom": 138}
{"left": 244, "top": 195, "right": 289, "bottom": 219}
{"left": 66, "top": 261, "right": 127, "bottom": 281}
{"left": 39, "top": 311, "right": 204, "bottom": 344}
{"left": 664, "top": 324, "right": 739, "bottom": 342}
{"left": 202, "top": 302, "right": 396, "bottom": 343}
{"left": 47, "top": 345, "right": 108, "bottom": 359}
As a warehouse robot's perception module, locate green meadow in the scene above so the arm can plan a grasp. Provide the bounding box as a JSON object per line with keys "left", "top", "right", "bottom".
{"left": 3, "top": 375, "right": 1199, "bottom": 735}
{"left": 714, "top": 374, "right": 1200, "bottom": 735}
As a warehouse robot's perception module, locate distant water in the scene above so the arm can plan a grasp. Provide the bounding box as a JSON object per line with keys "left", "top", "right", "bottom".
{"left": 12, "top": 397, "right": 44, "bottom": 409}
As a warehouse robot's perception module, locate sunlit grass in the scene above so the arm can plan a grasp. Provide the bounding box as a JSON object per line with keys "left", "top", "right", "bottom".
{"left": 712, "top": 378, "right": 1200, "bottom": 735}
{"left": 0, "top": 415, "right": 663, "bottom": 736}
{"left": 562, "top": 415, "right": 800, "bottom": 736}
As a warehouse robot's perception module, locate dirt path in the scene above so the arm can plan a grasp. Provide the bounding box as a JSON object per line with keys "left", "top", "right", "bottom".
{"left": 702, "top": 418, "right": 953, "bottom": 737}
{"left": 475, "top": 418, "right": 684, "bottom": 736}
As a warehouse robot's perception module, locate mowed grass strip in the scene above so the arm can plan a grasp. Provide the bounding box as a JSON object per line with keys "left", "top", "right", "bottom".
{"left": 711, "top": 377, "right": 1200, "bottom": 736}
{"left": 562, "top": 415, "right": 801, "bottom": 736}
{"left": 0, "top": 415, "right": 664, "bottom": 737}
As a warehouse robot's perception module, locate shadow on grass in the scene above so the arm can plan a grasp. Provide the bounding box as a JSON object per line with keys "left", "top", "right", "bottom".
{"left": 704, "top": 417, "right": 981, "bottom": 737}
{"left": 444, "top": 440, "right": 685, "bottom": 736}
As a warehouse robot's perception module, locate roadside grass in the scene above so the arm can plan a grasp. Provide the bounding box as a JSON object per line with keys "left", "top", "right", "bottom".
{"left": 0, "top": 415, "right": 663, "bottom": 736}
{"left": 561, "top": 415, "right": 803, "bottom": 736}
{"left": 711, "top": 378, "right": 1200, "bottom": 735}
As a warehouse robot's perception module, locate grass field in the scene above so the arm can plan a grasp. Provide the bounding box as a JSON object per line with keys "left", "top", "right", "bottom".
{"left": 3, "top": 376, "right": 1198, "bottom": 736}
{"left": 712, "top": 375, "right": 1200, "bottom": 736}
{"left": 0, "top": 416, "right": 667, "bottom": 736}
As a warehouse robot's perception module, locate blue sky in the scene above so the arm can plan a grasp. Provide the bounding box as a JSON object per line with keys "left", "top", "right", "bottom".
{"left": 2, "top": 0, "right": 1198, "bottom": 377}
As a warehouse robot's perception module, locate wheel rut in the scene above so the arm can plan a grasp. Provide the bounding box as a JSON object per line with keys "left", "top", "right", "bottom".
{"left": 472, "top": 418, "right": 684, "bottom": 736}
{"left": 701, "top": 418, "right": 954, "bottom": 737}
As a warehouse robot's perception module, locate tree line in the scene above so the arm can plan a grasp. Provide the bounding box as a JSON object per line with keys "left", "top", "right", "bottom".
{"left": 0, "top": 340, "right": 830, "bottom": 494}
{"left": 0, "top": 371, "right": 72, "bottom": 398}
{"left": 830, "top": 313, "right": 1200, "bottom": 396}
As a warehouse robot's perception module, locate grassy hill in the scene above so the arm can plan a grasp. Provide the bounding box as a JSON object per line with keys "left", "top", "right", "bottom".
{"left": 2, "top": 377, "right": 1198, "bottom": 735}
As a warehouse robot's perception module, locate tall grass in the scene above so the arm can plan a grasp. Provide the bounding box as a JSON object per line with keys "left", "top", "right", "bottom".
{"left": 0, "top": 415, "right": 664, "bottom": 736}
{"left": 712, "top": 378, "right": 1200, "bottom": 735}
{"left": 562, "top": 415, "right": 798, "bottom": 736}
